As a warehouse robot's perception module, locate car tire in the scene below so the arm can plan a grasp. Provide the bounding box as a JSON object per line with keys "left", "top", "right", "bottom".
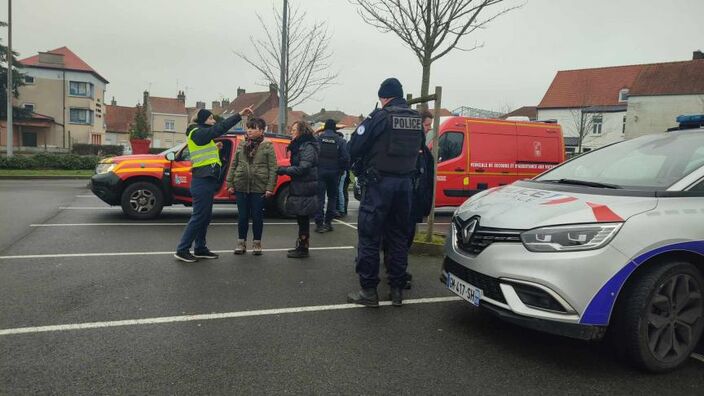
{"left": 275, "top": 185, "right": 293, "bottom": 218}
{"left": 120, "top": 181, "right": 164, "bottom": 220}
{"left": 611, "top": 261, "right": 703, "bottom": 373}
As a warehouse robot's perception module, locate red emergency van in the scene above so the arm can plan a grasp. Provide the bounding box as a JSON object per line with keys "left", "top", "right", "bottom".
{"left": 434, "top": 116, "right": 565, "bottom": 207}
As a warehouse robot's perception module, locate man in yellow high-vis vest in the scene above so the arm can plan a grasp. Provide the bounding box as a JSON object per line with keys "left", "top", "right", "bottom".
{"left": 175, "top": 106, "right": 253, "bottom": 262}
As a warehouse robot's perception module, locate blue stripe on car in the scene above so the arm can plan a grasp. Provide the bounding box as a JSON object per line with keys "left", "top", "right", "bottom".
{"left": 580, "top": 241, "right": 704, "bottom": 325}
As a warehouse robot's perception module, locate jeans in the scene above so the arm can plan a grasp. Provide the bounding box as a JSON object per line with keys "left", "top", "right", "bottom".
{"left": 177, "top": 177, "right": 219, "bottom": 252}
{"left": 236, "top": 192, "right": 265, "bottom": 240}
{"left": 337, "top": 171, "right": 347, "bottom": 213}
{"left": 316, "top": 170, "right": 340, "bottom": 225}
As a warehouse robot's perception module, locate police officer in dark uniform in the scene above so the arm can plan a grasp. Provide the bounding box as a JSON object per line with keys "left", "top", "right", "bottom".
{"left": 347, "top": 78, "right": 425, "bottom": 307}
{"left": 315, "top": 119, "right": 350, "bottom": 232}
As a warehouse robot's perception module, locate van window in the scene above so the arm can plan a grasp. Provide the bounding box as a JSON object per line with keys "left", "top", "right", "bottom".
{"left": 438, "top": 132, "right": 464, "bottom": 162}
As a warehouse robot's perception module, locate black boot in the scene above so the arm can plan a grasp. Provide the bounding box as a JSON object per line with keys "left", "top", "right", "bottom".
{"left": 347, "top": 288, "right": 379, "bottom": 307}
{"left": 287, "top": 235, "right": 309, "bottom": 258}
{"left": 390, "top": 288, "right": 403, "bottom": 307}
{"left": 404, "top": 273, "right": 413, "bottom": 290}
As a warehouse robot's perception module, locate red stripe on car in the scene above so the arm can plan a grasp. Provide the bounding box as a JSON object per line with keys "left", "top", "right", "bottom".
{"left": 586, "top": 202, "right": 624, "bottom": 222}
{"left": 542, "top": 197, "right": 578, "bottom": 205}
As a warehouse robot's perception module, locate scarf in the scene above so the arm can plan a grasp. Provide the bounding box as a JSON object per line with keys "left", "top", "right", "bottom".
{"left": 244, "top": 135, "right": 264, "bottom": 162}
{"left": 287, "top": 133, "right": 316, "bottom": 156}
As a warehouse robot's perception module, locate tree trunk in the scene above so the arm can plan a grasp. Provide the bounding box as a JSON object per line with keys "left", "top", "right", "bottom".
{"left": 419, "top": 58, "right": 432, "bottom": 112}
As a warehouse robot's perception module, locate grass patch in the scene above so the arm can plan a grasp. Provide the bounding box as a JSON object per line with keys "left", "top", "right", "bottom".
{"left": 414, "top": 231, "right": 446, "bottom": 245}
{"left": 0, "top": 169, "right": 94, "bottom": 177}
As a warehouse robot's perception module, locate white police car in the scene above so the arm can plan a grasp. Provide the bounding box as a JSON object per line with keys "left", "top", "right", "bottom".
{"left": 443, "top": 115, "right": 704, "bottom": 372}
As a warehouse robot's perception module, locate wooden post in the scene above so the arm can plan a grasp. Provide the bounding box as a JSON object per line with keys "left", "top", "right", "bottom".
{"left": 425, "top": 86, "right": 442, "bottom": 242}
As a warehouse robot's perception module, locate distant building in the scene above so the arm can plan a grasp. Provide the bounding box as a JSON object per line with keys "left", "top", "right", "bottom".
{"left": 143, "top": 90, "right": 188, "bottom": 148}
{"left": 10, "top": 46, "right": 109, "bottom": 148}
{"left": 306, "top": 109, "right": 363, "bottom": 140}
{"left": 452, "top": 106, "right": 501, "bottom": 119}
{"left": 105, "top": 101, "right": 137, "bottom": 152}
{"left": 260, "top": 108, "right": 308, "bottom": 133}
{"left": 219, "top": 85, "right": 280, "bottom": 124}
{"left": 500, "top": 106, "right": 538, "bottom": 121}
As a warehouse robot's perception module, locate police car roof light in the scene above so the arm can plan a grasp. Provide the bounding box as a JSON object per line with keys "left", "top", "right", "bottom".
{"left": 674, "top": 114, "right": 704, "bottom": 131}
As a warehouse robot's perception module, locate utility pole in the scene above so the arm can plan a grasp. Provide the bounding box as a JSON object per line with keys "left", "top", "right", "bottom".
{"left": 6, "top": 0, "right": 13, "bottom": 157}
{"left": 277, "top": 0, "right": 288, "bottom": 133}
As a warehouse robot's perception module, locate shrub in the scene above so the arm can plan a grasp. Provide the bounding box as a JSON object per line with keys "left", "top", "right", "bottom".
{"left": 72, "top": 144, "right": 124, "bottom": 156}
{"left": 0, "top": 153, "right": 100, "bottom": 170}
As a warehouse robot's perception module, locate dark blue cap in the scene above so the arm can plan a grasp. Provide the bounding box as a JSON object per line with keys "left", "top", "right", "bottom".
{"left": 378, "top": 78, "right": 403, "bottom": 99}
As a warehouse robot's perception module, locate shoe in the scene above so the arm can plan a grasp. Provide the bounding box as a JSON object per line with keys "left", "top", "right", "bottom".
{"left": 287, "top": 236, "right": 309, "bottom": 258}
{"left": 314, "top": 224, "right": 326, "bottom": 233}
{"left": 390, "top": 288, "right": 403, "bottom": 307}
{"left": 252, "top": 240, "right": 263, "bottom": 256}
{"left": 347, "top": 288, "right": 379, "bottom": 307}
{"left": 233, "top": 239, "right": 246, "bottom": 255}
{"left": 323, "top": 223, "right": 334, "bottom": 232}
{"left": 404, "top": 273, "right": 413, "bottom": 290}
{"left": 174, "top": 250, "right": 198, "bottom": 263}
{"left": 193, "top": 249, "right": 219, "bottom": 259}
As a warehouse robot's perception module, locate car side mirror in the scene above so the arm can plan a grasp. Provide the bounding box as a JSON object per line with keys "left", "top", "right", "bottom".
{"left": 165, "top": 152, "right": 175, "bottom": 161}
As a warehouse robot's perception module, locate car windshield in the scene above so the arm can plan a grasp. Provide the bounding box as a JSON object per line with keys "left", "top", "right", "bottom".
{"left": 536, "top": 130, "right": 704, "bottom": 190}
{"left": 160, "top": 143, "right": 186, "bottom": 155}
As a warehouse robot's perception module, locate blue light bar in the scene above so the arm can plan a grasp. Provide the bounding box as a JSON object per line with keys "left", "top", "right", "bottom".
{"left": 676, "top": 114, "right": 704, "bottom": 124}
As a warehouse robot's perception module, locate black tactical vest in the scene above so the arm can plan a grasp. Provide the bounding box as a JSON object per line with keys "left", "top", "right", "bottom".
{"left": 366, "top": 106, "right": 424, "bottom": 175}
{"left": 318, "top": 133, "right": 340, "bottom": 169}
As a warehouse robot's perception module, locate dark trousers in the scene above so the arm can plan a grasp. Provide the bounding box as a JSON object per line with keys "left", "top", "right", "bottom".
{"left": 177, "top": 177, "right": 219, "bottom": 252}
{"left": 236, "top": 192, "right": 265, "bottom": 240}
{"left": 316, "top": 170, "right": 340, "bottom": 225}
{"left": 297, "top": 215, "right": 310, "bottom": 237}
{"left": 356, "top": 176, "right": 412, "bottom": 289}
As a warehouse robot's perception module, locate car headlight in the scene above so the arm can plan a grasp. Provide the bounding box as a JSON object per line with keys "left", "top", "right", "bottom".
{"left": 95, "top": 163, "right": 116, "bottom": 174}
{"left": 520, "top": 223, "right": 622, "bottom": 252}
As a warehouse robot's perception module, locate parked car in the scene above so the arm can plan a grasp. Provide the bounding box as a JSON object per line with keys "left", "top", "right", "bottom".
{"left": 442, "top": 119, "right": 704, "bottom": 372}
{"left": 90, "top": 131, "right": 292, "bottom": 219}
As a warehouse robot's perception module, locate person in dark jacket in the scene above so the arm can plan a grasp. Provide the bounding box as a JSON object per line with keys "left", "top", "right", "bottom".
{"left": 314, "top": 119, "right": 349, "bottom": 233}
{"left": 277, "top": 121, "right": 320, "bottom": 258}
{"left": 174, "top": 106, "right": 253, "bottom": 262}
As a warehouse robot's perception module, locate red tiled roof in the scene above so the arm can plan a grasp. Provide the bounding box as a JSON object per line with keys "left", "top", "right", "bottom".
{"left": 500, "top": 106, "right": 538, "bottom": 120}
{"left": 538, "top": 65, "right": 643, "bottom": 109}
{"left": 105, "top": 105, "right": 137, "bottom": 133}
{"left": 338, "top": 114, "right": 363, "bottom": 128}
{"left": 19, "top": 46, "right": 108, "bottom": 83}
{"left": 434, "top": 108, "right": 453, "bottom": 117}
{"left": 221, "top": 91, "right": 277, "bottom": 117}
{"left": 149, "top": 97, "right": 187, "bottom": 115}
{"left": 629, "top": 59, "right": 704, "bottom": 96}
{"left": 261, "top": 108, "right": 308, "bottom": 132}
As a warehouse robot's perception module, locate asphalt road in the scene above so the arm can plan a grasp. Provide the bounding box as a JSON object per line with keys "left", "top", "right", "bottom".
{"left": 0, "top": 180, "right": 701, "bottom": 394}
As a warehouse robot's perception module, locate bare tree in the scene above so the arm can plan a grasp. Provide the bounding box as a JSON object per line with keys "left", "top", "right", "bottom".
{"left": 236, "top": 2, "right": 337, "bottom": 129}
{"left": 350, "top": 0, "right": 520, "bottom": 108}
{"left": 568, "top": 108, "right": 602, "bottom": 155}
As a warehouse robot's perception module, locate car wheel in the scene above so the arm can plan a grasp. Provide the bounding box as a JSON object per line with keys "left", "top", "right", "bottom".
{"left": 275, "top": 185, "right": 293, "bottom": 218}
{"left": 120, "top": 181, "right": 164, "bottom": 219}
{"left": 612, "top": 261, "right": 703, "bottom": 372}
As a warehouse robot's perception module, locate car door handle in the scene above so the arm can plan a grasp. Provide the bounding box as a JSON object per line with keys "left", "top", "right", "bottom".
{"left": 475, "top": 168, "right": 485, "bottom": 173}
{"left": 455, "top": 167, "right": 465, "bottom": 172}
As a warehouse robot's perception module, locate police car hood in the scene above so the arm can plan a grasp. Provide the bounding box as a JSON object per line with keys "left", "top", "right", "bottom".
{"left": 455, "top": 181, "right": 657, "bottom": 229}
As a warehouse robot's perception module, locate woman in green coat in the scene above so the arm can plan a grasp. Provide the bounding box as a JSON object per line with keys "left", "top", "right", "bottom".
{"left": 226, "top": 118, "right": 277, "bottom": 255}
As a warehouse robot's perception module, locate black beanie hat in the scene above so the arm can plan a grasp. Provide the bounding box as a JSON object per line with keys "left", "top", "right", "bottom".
{"left": 378, "top": 77, "right": 403, "bottom": 99}
{"left": 324, "top": 119, "right": 337, "bottom": 130}
{"left": 196, "top": 109, "right": 213, "bottom": 124}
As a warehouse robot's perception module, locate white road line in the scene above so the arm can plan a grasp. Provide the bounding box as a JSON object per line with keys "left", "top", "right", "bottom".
{"left": 30, "top": 222, "right": 302, "bottom": 227}
{"left": 0, "top": 246, "right": 354, "bottom": 260}
{"left": 75, "top": 195, "right": 97, "bottom": 198}
{"left": 334, "top": 218, "right": 358, "bottom": 230}
{"left": 0, "top": 296, "right": 462, "bottom": 336}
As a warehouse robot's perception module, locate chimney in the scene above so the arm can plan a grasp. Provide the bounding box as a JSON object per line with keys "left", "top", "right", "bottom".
{"left": 177, "top": 90, "right": 185, "bottom": 103}
{"left": 111, "top": 97, "right": 117, "bottom": 106}
{"left": 212, "top": 101, "right": 220, "bottom": 110}
{"left": 221, "top": 99, "right": 230, "bottom": 107}
{"left": 38, "top": 52, "right": 64, "bottom": 65}
{"left": 287, "top": 107, "right": 292, "bottom": 112}
{"left": 320, "top": 108, "right": 326, "bottom": 113}
{"left": 143, "top": 91, "right": 150, "bottom": 108}
{"left": 237, "top": 87, "right": 246, "bottom": 97}
{"left": 269, "top": 83, "right": 278, "bottom": 94}
{"left": 196, "top": 101, "right": 206, "bottom": 110}
{"left": 694, "top": 50, "right": 704, "bottom": 60}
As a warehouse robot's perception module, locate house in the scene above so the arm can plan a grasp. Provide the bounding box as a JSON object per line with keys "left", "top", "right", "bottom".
{"left": 260, "top": 108, "right": 308, "bottom": 133}
{"left": 306, "top": 109, "right": 363, "bottom": 141}
{"left": 625, "top": 52, "right": 704, "bottom": 139}
{"left": 13, "top": 46, "right": 109, "bottom": 148}
{"left": 0, "top": 113, "right": 60, "bottom": 152}
{"left": 500, "top": 106, "right": 538, "bottom": 121}
{"left": 105, "top": 100, "right": 137, "bottom": 152}
{"left": 218, "top": 85, "right": 279, "bottom": 124}
{"left": 143, "top": 90, "right": 189, "bottom": 148}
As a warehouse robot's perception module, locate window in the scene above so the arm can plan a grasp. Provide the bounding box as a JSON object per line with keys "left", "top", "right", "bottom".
{"left": 69, "top": 108, "right": 94, "bottom": 125}
{"left": 165, "top": 119, "right": 175, "bottom": 131}
{"left": 23, "top": 75, "right": 35, "bottom": 84}
{"left": 438, "top": 131, "right": 464, "bottom": 162}
{"left": 91, "top": 134, "right": 102, "bottom": 145}
{"left": 23, "top": 103, "right": 35, "bottom": 112}
{"left": 22, "top": 132, "right": 37, "bottom": 147}
{"left": 591, "top": 115, "right": 603, "bottom": 135}
{"left": 619, "top": 88, "right": 629, "bottom": 102}
{"left": 69, "top": 81, "right": 94, "bottom": 97}
{"left": 622, "top": 115, "right": 627, "bottom": 134}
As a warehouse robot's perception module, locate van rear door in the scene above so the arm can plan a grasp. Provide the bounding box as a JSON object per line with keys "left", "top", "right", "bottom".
{"left": 515, "top": 124, "right": 563, "bottom": 176}
{"left": 468, "top": 119, "right": 517, "bottom": 193}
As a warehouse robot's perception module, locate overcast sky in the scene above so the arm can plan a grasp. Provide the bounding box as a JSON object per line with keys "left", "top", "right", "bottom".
{"left": 2, "top": 0, "right": 703, "bottom": 116}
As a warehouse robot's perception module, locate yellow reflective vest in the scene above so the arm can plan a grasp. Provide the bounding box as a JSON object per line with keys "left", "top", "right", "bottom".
{"left": 187, "top": 128, "right": 221, "bottom": 168}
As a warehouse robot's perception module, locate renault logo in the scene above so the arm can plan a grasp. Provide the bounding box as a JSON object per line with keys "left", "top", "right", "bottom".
{"left": 462, "top": 218, "right": 478, "bottom": 244}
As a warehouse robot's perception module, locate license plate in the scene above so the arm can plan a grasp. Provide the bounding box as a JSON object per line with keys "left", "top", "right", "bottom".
{"left": 446, "top": 272, "right": 483, "bottom": 306}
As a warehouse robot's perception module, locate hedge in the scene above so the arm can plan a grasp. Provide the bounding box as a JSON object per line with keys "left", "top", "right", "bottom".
{"left": 149, "top": 147, "right": 170, "bottom": 154}
{"left": 72, "top": 144, "right": 124, "bottom": 156}
{"left": 0, "top": 153, "right": 100, "bottom": 170}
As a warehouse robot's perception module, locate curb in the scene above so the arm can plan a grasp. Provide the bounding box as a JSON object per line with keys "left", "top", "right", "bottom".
{"left": 0, "top": 175, "right": 92, "bottom": 180}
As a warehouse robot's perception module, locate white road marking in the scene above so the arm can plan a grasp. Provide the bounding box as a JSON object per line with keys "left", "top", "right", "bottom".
{"left": 0, "top": 246, "right": 354, "bottom": 260}
{"left": 75, "top": 195, "right": 97, "bottom": 198}
{"left": 30, "top": 222, "right": 300, "bottom": 227}
{"left": 334, "top": 218, "right": 358, "bottom": 230}
{"left": 0, "top": 296, "right": 462, "bottom": 336}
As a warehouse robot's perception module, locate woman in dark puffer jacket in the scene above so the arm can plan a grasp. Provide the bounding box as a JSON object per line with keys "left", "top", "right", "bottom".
{"left": 277, "top": 121, "right": 319, "bottom": 258}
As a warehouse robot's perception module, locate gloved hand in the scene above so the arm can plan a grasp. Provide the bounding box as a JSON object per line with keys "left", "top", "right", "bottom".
{"left": 276, "top": 167, "right": 287, "bottom": 175}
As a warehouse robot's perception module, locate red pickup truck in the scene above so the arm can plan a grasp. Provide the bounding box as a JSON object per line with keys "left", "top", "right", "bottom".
{"left": 90, "top": 132, "right": 292, "bottom": 219}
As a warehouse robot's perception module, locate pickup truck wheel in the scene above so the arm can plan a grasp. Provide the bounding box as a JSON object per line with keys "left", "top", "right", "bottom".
{"left": 121, "top": 181, "right": 164, "bottom": 219}
{"left": 275, "top": 185, "right": 293, "bottom": 218}
{"left": 612, "top": 261, "right": 703, "bottom": 373}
